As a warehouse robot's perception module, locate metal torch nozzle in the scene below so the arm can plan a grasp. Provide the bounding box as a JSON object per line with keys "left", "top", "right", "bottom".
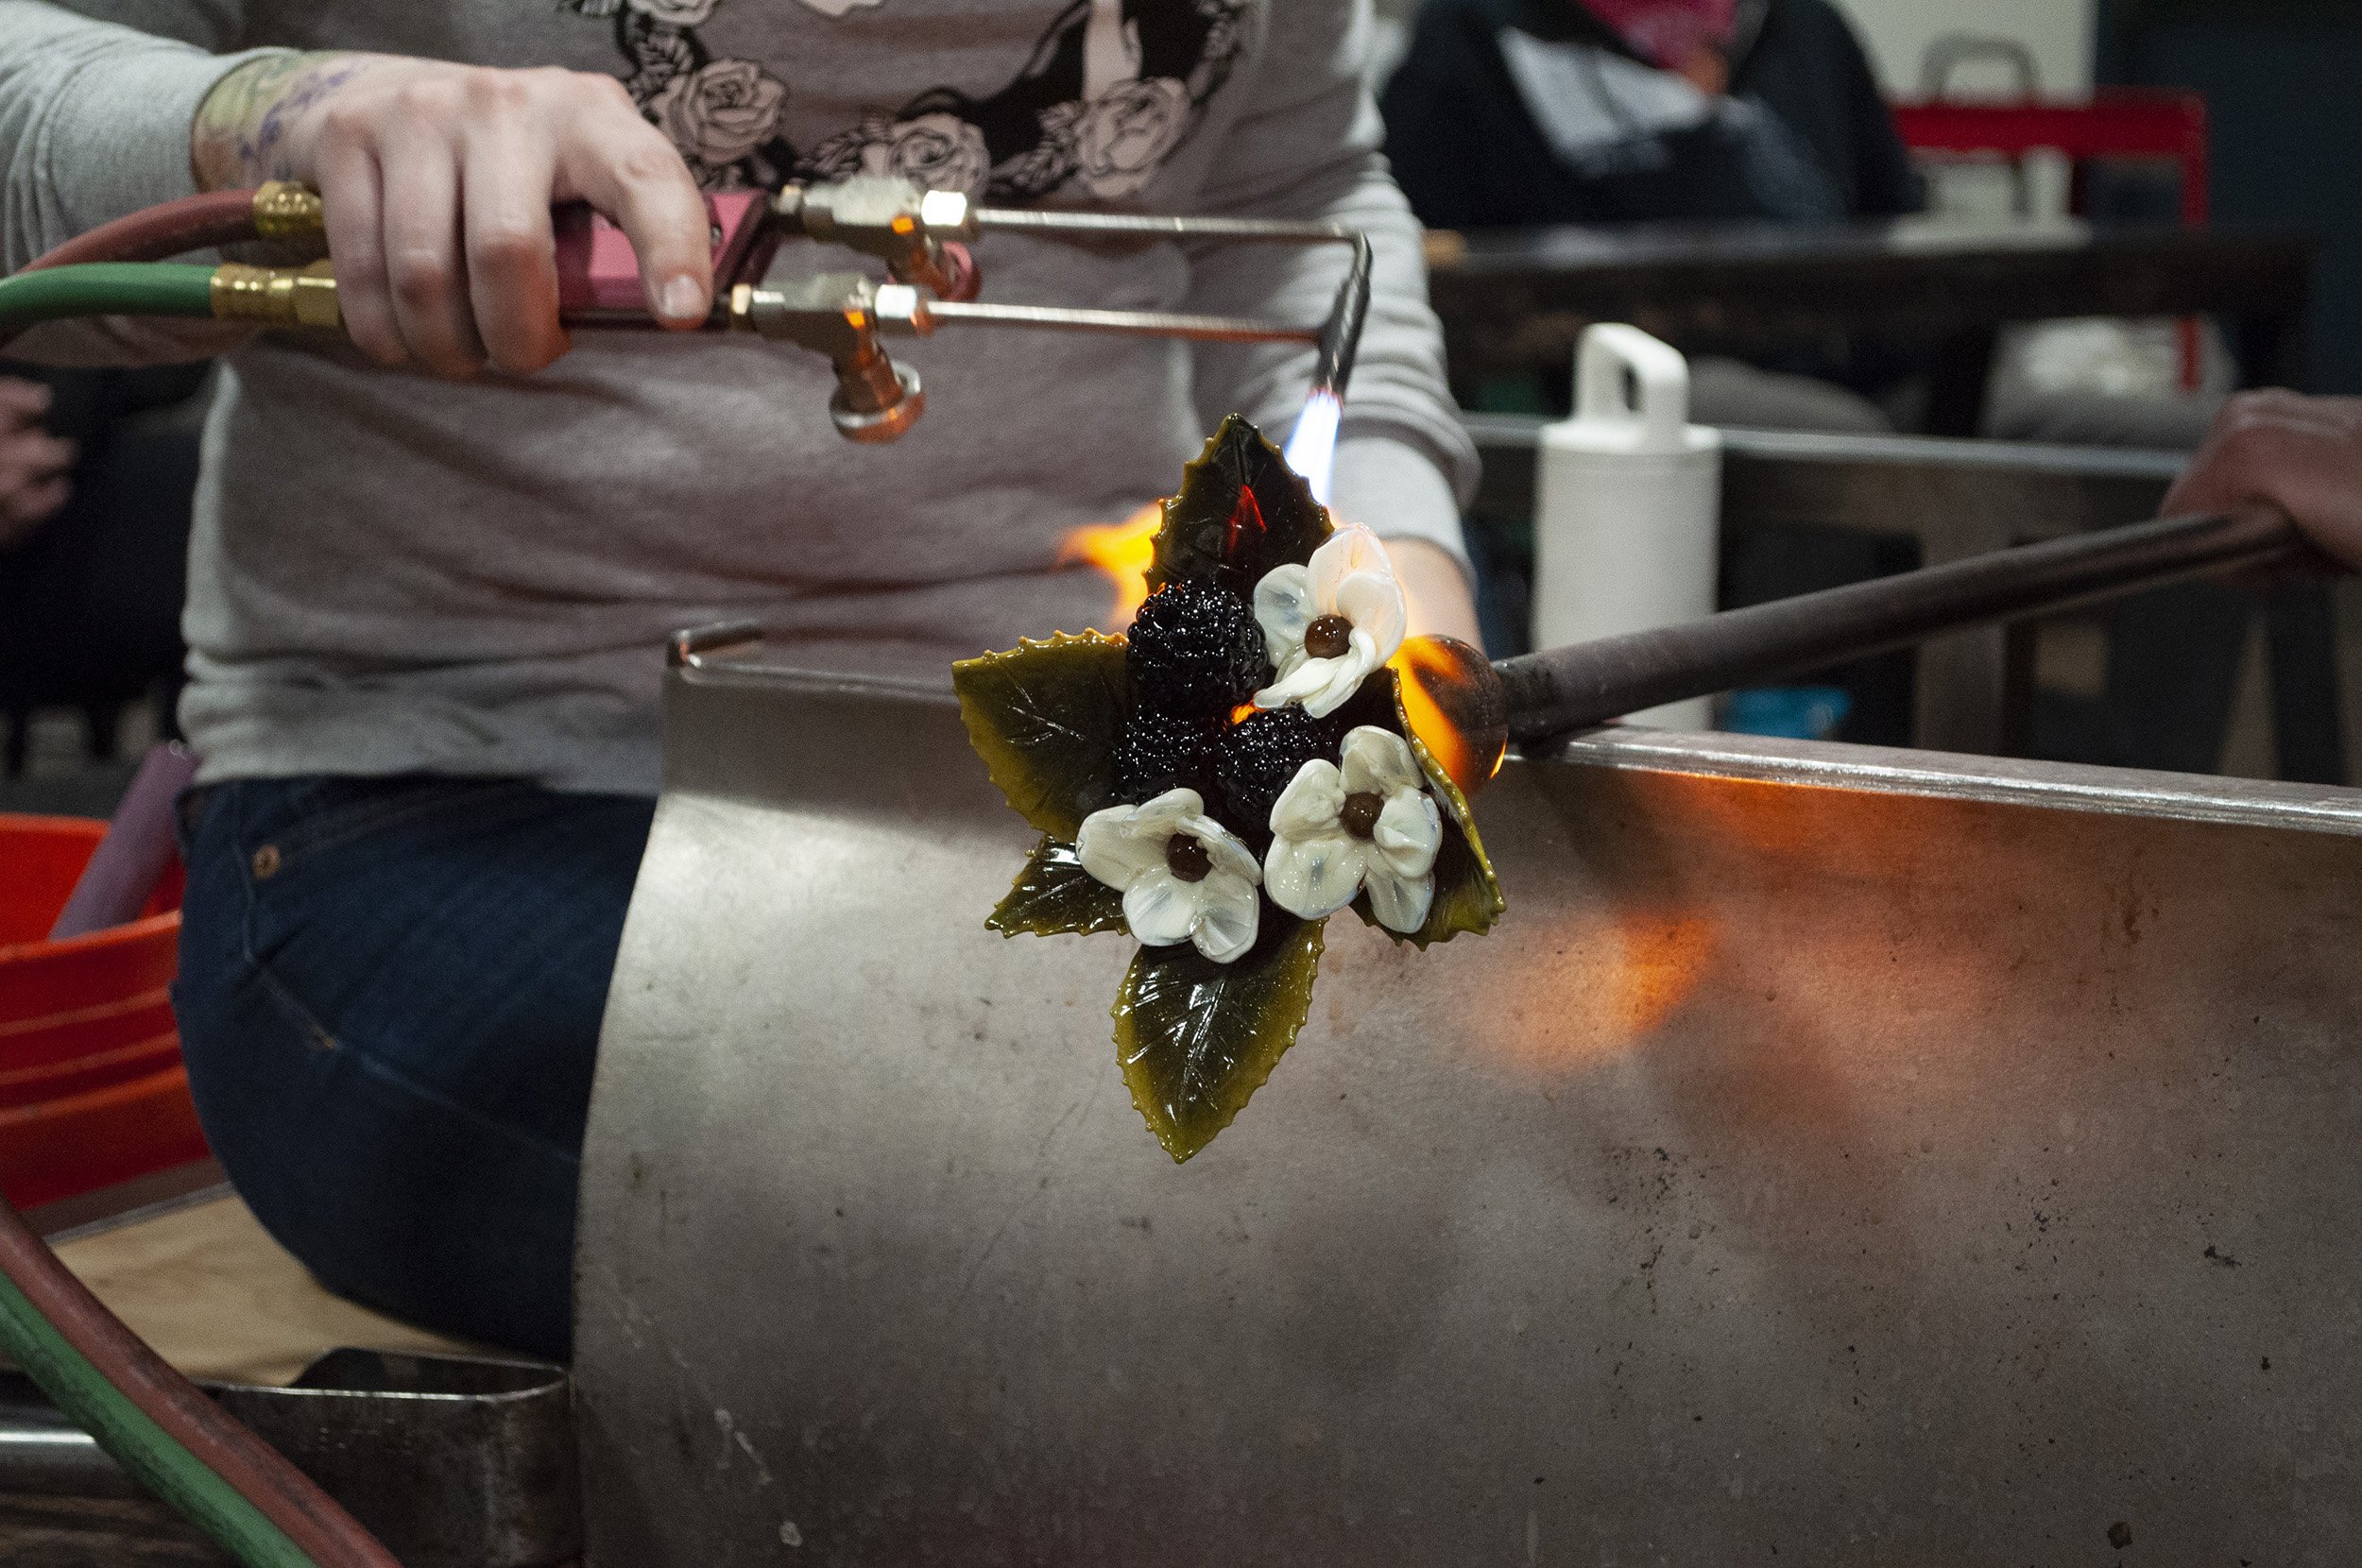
{"left": 728, "top": 274, "right": 933, "bottom": 442}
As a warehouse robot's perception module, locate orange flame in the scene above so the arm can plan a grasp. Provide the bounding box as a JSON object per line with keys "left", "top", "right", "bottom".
{"left": 1057, "top": 503, "right": 1162, "bottom": 630}
{"left": 1388, "top": 637, "right": 1507, "bottom": 795}
{"left": 1467, "top": 907, "right": 1720, "bottom": 1073}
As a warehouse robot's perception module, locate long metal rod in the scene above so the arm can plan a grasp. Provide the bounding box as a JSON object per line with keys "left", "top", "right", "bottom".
{"left": 922, "top": 299, "right": 1318, "bottom": 345}
{"left": 1496, "top": 506, "right": 2303, "bottom": 742}
{"left": 1310, "top": 236, "right": 1373, "bottom": 399}
{"left": 970, "top": 209, "right": 1351, "bottom": 244}
{"left": 967, "top": 207, "right": 1372, "bottom": 397}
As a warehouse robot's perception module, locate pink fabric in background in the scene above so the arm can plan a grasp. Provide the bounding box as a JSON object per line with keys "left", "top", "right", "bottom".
{"left": 1576, "top": 0, "right": 1740, "bottom": 69}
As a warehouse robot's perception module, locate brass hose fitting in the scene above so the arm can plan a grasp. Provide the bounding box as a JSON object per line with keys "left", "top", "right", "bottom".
{"left": 211, "top": 260, "right": 343, "bottom": 330}
{"left": 250, "top": 181, "right": 329, "bottom": 255}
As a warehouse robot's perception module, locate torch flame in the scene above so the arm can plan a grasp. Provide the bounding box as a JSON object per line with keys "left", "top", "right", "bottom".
{"left": 1388, "top": 636, "right": 1506, "bottom": 796}
{"left": 1057, "top": 503, "right": 1161, "bottom": 630}
{"left": 1282, "top": 389, "right": 1343, "bottom": 504}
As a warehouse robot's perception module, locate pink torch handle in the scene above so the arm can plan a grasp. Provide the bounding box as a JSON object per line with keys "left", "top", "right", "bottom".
{"left": 552, "top": 188, "right": 774, "bottom": 318}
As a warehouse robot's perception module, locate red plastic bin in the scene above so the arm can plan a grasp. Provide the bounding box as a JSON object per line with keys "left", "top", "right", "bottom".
{"left": 0, "top": 814, "right": 207, "bottom": 1208}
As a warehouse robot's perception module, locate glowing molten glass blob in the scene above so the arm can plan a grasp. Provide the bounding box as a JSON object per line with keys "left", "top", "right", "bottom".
{"left": 1056, "top": 503, "right": 1161, "bottom": 630}
{"left": 1389, "top": 635, "right": 1510, "bottom": 797}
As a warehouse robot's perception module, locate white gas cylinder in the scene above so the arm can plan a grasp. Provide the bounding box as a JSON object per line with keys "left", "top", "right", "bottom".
{"left": 1530, "top": 324, "right": 1722, "bottom": 729}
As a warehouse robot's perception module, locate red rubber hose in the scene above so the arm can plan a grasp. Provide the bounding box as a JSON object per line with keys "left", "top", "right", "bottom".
{"left": 20, "top": 189, "right": 258, "bottom": 272}
{"left": 0, "top": 1195, "right": 402, "bottom": 1567}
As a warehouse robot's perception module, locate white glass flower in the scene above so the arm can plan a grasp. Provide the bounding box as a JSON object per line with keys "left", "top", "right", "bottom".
{"left": 1076, "top": 789, "right": 1263, "bottom": 964}
{"left": 1262, "top": 726, "right": 1444, "bottom": 933}
{"left": 1251, "top": 524, "right": 1408, "bottom": 720}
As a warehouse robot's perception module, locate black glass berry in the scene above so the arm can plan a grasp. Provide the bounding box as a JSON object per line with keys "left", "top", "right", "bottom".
{"left": 1216, "top": 706, "right": 1340, "bottom": 836}
{"left": 1126, "top": 580, "right": 1273, "bottom": 718}
{"left": 1113, "top": 707, "right": 1218, "bottom": 804}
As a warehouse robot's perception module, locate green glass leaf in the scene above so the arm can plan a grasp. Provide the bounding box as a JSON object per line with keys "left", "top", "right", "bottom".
{"left": 1349, "top": 671, "right": 1506, "bottom": 949}
{"left": 1148, "top": 414, "right": 1332, "bottom": 600}
{"left": 1113, "top": 915, "right": 1326, "bottom": 1163}
{"left": 989, "top": 837, "right": 1127, "bottom": 938}
{"left": 952, "top": 631, "right": 1127, "bottom": 842}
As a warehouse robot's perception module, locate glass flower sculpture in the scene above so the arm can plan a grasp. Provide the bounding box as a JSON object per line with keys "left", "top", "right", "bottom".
{"left": 952, "top": 416, "right": 1506, "bottom": 1161}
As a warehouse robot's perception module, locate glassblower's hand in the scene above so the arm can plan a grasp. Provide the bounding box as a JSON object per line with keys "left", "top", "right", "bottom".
{"left": 2164, "top": 390, "right": 2362, "bottom": 572}
{"left": 0, "top": 379, "right": 74, "bottom": 550}
{"left": 193, "top": 53, "right": 713, "bottom": 378}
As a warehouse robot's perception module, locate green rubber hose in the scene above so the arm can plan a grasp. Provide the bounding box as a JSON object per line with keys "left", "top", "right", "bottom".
{"left": 0, "top": 263, "right": 217, "bottom": 334}
{"left": 0, "top": 1269, "right": 319, "bottom": 1568}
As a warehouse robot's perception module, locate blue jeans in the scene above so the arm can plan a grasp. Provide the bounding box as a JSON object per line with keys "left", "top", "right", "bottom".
{"left": 172, "top": 775, "right": 656, "bottom": 1360}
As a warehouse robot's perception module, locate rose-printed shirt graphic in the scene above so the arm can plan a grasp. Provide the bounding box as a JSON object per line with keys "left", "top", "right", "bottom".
{"left": 646, "top": 60, "right": 790, "bottom": 178}
{"left": 566, "top": 0, "right": 1252, "bottom": 199}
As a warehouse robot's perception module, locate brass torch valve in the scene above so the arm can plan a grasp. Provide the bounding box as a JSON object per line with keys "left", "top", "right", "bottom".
{"left": 773, "top": 179, "right": 982, "bottom": 304}
{"left": 727, "top": 272, "right": 933, "bottom": 443}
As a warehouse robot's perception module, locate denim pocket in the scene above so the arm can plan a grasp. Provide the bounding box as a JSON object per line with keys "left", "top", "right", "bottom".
{"left": 228, "top": 775, "right": 539, "bottom": 1047}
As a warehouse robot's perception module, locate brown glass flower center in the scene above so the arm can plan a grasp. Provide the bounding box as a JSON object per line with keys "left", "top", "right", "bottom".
{"left": 1303, "top": 613, "right": 1354, "bottom": 660}
{"left": 1164, "top": 833, "right": 1213, "bottom": 882}
{"left": 1340, "top": 791, "right": 1385, "bottom": 840}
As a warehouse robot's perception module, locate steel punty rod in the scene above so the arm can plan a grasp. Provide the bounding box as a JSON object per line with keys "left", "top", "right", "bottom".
{"left": 967, "top": 206, "right": 1374, "bottom": 397}
{"left": 1494, "top": 507, "right": 2304, "bottom": 742}
{"left": 970, "top": 209, "right": 1354, "bottom": 244}
{"left": 920, "top": 298, "right": 1318, "bottom": 345}
{"left": 1310, "top": 236, "right": 1373, "bottom": 399}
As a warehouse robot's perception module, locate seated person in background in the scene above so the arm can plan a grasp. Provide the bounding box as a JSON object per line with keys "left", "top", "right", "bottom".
{"left": 2166, "top": 391, "right": 2362, "bottom": 571}
{"left": 1380, "top": 0, "right": 1922, "bottom": 435}
{"left": 0, "top": 377, "right": 72, "bottom": 550}
{"left": 0, "top": 365, "right": 207, "bottom": 775}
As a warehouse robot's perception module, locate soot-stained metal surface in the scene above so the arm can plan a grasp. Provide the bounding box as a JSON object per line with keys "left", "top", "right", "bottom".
{"left": 576, "top": 639, "right": 2362, "bottom": 1565}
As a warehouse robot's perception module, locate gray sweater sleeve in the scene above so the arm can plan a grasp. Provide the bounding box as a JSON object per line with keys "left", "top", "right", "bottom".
{"left": 1, "top": 0, "right": 276, "bottom": 357}
{"left": 1180, "top": 0, "right": 1478, "bottom": 577}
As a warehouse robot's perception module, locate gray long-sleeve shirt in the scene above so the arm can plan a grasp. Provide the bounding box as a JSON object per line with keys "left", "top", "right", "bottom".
{"left": 0, "top": 0, "right": 1477, "bottom": 793}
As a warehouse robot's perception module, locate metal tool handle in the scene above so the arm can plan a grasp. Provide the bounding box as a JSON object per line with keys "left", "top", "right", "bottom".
{"left": 1495, "top": 506, "right": 2303, "bottom": 742}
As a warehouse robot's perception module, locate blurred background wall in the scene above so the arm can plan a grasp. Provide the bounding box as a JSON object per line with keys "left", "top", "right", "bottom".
{"left": 1368, "top": 0, "right": 2096, "bottom": 94}
{"left": 2097, "top": 0, "right": 2362, "bottom": 394}
{"left": 1367, "top": 0, "right": 2357, "bottom": 394}
{"left": 1831, "top": 0, "right": 2092, "bottom": 94}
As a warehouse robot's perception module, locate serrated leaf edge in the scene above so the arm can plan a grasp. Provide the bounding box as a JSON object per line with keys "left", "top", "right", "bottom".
{"left": 1366, "top": 676, "right": 1506, "bottom": 950}
{"left": 1147, "top": 414, "right": 1333, "bottom": 596}
{"left": 951, "top": 629, "right": 1129, "bottom": 841}
{"left": 985, "top": 836, "right": 1129, "bottom": 940}
{"left": 1111, "top": 917, "right": 1327, "bottom": 1164}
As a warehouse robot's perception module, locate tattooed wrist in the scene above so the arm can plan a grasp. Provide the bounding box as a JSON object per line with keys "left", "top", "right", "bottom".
{"left": 192, "top": 51, "right": 369, "bottom": 191}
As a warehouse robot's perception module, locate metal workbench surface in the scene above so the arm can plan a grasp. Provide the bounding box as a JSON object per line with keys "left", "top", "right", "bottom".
{"left": 575, "top": 648, "right": 2362, "bottom": 1565}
